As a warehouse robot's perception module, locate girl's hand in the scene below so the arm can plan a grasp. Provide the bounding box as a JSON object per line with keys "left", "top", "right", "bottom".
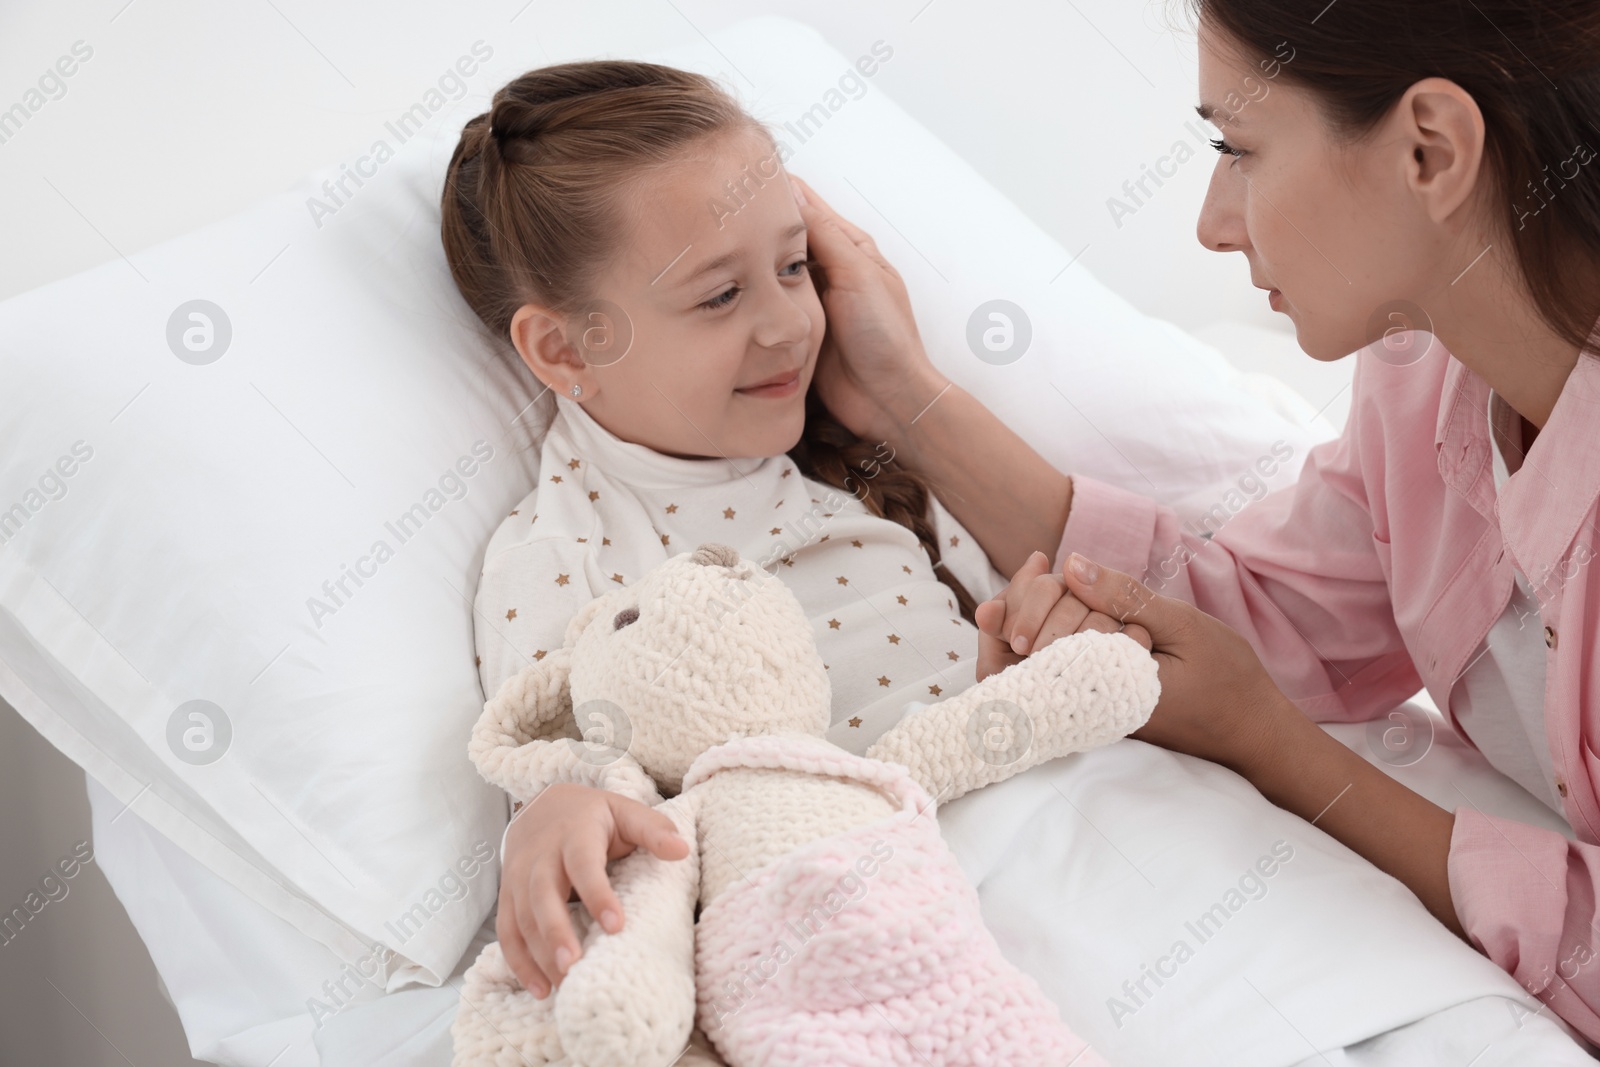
{"left": 974, "top": 550, "right": 1150, "bottom": 679}
{"left": 497, "top": 782, "right": 689, "bottom": 998}
{"left": 788, "top": 174, "right": 947, "bottom": 444}
{"left": 1054, "top": 553, "right": 1283, "bottom": 768}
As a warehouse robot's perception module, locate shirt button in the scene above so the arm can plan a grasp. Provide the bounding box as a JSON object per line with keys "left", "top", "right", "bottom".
{"left": 1545, "top": 626, "right": 1558, "bottom": 649}
{"left": 1558, "top": 779, "right": 1570, "bottom": 798}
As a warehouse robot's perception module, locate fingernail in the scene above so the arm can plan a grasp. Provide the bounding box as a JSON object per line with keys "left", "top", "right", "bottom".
{"left": 555, "top": 946, "right": 574, "bottom": 973}
{"left": 1068, "top": 553, "right": 1100, "bottom": 583}
{"left": 600, "top": 909, "right": 621, "bottom": 933}
{"left": 1011, "top": 634, "right": 1029, "bottom": 655}
{"left": 532, "top": 981, "right": 550, "bottom": 999}
{"left": 1031, "top": 550, "right": 1047, "bottom": 565}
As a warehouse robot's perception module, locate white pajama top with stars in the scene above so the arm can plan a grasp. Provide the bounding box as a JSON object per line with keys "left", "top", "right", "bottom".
{"left": 473, "top": 393, "right": 1006, "bottom": 788}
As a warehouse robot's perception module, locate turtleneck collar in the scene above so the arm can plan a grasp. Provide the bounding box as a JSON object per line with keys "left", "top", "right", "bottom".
{"left": 551, "top": 393, "right": 772, "bottom": 490}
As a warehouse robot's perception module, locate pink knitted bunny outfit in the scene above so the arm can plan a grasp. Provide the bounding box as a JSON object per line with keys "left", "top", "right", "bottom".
{"left": 686, "top": 735, "right": 1107, "bottom": 1067}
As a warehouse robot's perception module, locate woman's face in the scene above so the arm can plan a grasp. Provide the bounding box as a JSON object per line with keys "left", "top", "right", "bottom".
{"left": 559, "top": 128, "right": 824, "bottom": 460}
{"left": 1194, "top": 19, "right": 1485, "bottom": 362}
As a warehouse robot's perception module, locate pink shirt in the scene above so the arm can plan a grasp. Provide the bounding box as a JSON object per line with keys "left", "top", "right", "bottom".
{"left": 1054, "top": 339, "right": 1600, "bottom": 1041}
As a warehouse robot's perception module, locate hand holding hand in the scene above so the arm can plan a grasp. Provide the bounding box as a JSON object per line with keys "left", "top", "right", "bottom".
{"left": 975, "top": 550, "right": 1150, "bottom": 680}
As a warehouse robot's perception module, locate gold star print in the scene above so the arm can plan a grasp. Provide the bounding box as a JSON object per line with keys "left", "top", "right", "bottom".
{"left": 533, "top": 649, "right": 547, "bottom": 661}
{"left": 950, "top": 535, "right": 960, "bottom": 547}
{"left": 576, "top": 537, "right": 587, "bottom": 543}
{"left": 877, "top": 676, "right": 891, "bottom": 687}
{"left": 589, "top": 490, "right": 600, "bottom": 502}
{"left": 505, "top": 608, "right": 518, "bottom": 621}
{"left": 666, "top": 503, "right": 679, "bottom": 514}
{"left": 901, "top": 565, "right": 912, "bottom": 575}
{"left": 602, "top": 536, "right": 611, "bottom": 546}
{"left": 611, "top": 573, "right": 625, "bottom": 584}
{"left": 887, "top": 634, "right": 901, "bottom": 645}
{"left": 770, "top": 527, "right": 783, "bottom": 536}
{"left": 836, "top": 576, "right": 849, "bottom": 586}
{"left": 512, "top": 800, "right": 523, "bottom": 812}
{"left": 555, "top": 574, "right": 570, "bottom": 586}
{"left": 947, "top": 650, "right": 960, "bottom": 662}
{"left": 781, "top": 556, "right": 795, "bottom": 567}
{"left": 509, "top": 509, "right": 519, "bottom": 516}
{"left": 782, "top": 468, "right": 793, "bottom": 478}
{"left": 724, "top": 507, "right": 736, "bottom": 519}
{"left": 567, "top": 458, "right": 581, "bottom": 470}
{"left": 661, "top": 533, "right": 671, "bottom": 546}
{"left": 474, "top": 655, "right": 481, "bottom": 667}
{"left": 950, "top": 619, "right": 961, "bottom": 625}
{"left": 848, "top": 716, "right": 862, "bottom": 728}
{"left": 827, "top": 618, "right": 841, "bottom": 629}
{"left": 928, "top": 684, "right": 943, "bottom": 696}
{"left": 896, "top": 595, "right": 908, "bottom": 605}
{"left": 549, "top": 474, "right": 563, "bottom": 484}
{"left": 947, "top": 599, "right": 953, "bottom": 610}
{"left": 851, "top": 539, "right": 864, "bottom": 548}
{"left": 819, "top": 535, "right": 830, "bottom": 543}
{"left": 531, "top": 514, "right": 539, "bottom": 524}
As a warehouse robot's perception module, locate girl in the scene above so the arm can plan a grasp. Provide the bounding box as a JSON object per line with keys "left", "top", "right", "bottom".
{"left": 437, "top": 60, "right": 1138, "bottom": 1008}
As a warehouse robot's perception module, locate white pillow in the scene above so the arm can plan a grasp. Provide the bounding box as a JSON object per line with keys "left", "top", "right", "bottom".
{"left": 0, "top": 15, "right": 1329, "bottom": 986}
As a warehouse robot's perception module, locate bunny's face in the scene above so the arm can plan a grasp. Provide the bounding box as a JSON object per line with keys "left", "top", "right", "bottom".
{"left": 566, "top": 544, "right": 831, "bottom": 791}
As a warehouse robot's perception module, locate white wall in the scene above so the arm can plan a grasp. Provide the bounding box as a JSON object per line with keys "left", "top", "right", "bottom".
{"left": 0, "top": 0, "right": 1348, "bottom": 1062}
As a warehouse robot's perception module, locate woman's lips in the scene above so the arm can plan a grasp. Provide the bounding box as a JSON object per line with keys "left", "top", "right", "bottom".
{"left": 736, "top": 370, "right": 802, "bottom": 399}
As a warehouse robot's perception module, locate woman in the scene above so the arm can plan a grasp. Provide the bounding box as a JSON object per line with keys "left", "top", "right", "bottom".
{"left": 790, "top": 0, "right": 1600, "bottom": 1044}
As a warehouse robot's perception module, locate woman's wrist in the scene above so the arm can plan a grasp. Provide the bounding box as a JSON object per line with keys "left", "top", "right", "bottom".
{"left": 874, "top": 357, "right": 951, "bottom": 449}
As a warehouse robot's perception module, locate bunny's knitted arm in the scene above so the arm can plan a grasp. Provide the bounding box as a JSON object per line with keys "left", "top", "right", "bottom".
{"left": 865, "top": 629, "right": 1159, "bottom": 805}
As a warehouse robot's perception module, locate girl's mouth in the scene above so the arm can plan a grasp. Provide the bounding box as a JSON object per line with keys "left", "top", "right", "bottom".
{"left": 735, "top": 370, "right": 802, "bottom": 399}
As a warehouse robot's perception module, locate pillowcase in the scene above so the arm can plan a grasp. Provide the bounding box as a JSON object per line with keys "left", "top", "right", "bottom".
{"left": 0, "top": 14, "right": 1330, "bottom": 987}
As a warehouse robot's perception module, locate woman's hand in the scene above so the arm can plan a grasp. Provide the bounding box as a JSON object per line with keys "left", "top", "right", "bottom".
{"left": 788, "top": 174, "right": 947, "bottom": 444}
{"left": 497, "top": 782, "right": 689, "bottom": 998}
{"left": 981, "top": 551, "right": 1285, "bottom": 768}
{"left": 975, "top": 550, "right": 1151, "bottom": 679}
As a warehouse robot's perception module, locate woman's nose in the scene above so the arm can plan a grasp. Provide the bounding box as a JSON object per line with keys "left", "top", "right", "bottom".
{"left": 1196, "top": 157, "right": 1249, "bottom": 254}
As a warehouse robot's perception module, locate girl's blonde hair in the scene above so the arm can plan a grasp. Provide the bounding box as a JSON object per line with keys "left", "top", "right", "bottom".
{"left": 440, "top": 60, "right": 977, "bottom": 623}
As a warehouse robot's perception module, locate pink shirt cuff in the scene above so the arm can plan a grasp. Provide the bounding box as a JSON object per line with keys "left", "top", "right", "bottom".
{"left": 1052, "top": 474, "right": 1163, "bottom": 580}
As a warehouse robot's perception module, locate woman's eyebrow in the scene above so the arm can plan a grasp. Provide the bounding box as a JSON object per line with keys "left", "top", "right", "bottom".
{"left": 1195, "top": 102, "right": 1246, "bottom": 126}
{"left": 676, "top": 221, "right": 809, "bottom": 287}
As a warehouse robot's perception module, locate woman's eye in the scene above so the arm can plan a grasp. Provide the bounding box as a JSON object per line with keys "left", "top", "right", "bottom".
{"left": 1209, "top": 137, "right": 1245, "bottom": 161}
{"left": 613, "top": 607, "right": 639, "bottom": 630}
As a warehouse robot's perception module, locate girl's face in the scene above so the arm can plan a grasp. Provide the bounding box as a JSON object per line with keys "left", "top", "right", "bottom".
{"left": 538, "top": 128, "right": 824, "bottom": 460}
{"left": 1194, "top": 19, "right": 1492, "bottom": 362}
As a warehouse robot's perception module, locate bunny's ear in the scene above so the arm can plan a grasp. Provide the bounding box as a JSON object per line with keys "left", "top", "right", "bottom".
{"left": 467, "top": 593, "right": 660, "bottom": 806}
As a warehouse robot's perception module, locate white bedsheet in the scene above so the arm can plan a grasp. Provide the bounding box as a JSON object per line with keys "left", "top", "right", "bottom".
{"left": 90, "top": 701, "right": 1595, "bottom": 1066}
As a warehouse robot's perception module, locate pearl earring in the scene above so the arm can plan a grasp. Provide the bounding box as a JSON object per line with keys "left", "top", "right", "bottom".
{"left": 569, "top": 384, "right": 583, "bottom": 398}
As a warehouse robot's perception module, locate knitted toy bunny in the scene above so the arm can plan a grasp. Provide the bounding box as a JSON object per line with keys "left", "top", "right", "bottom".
{"left": 452, "top": 543, "right": 1160, "bottom": 1067}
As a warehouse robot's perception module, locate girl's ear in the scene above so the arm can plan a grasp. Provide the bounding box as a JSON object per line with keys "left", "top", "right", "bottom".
{"left": 510, "top": 302, "right": 595, "bottom": 400}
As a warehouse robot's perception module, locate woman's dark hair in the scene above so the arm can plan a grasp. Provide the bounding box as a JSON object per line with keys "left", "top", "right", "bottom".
{"left": 1187, "top": 0, "right": 1600, "bottom": 354}
{"left": 440, "top": 60, "right": 977, "bottom": 622}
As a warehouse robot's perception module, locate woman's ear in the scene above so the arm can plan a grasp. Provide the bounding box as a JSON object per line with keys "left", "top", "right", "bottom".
{"left": 1397, "top": 77, "right": 1487, "bottom": 226}
{"left": 510, "top": 301, "right": 595, "bottom": 400}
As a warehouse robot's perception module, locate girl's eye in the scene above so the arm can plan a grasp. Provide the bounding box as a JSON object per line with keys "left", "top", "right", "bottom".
{"left": 1209, "top": 137, "right": 1245, "bottom": 160}
{"left": 698, "top": 260, "right": 811, "bottom": 312}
